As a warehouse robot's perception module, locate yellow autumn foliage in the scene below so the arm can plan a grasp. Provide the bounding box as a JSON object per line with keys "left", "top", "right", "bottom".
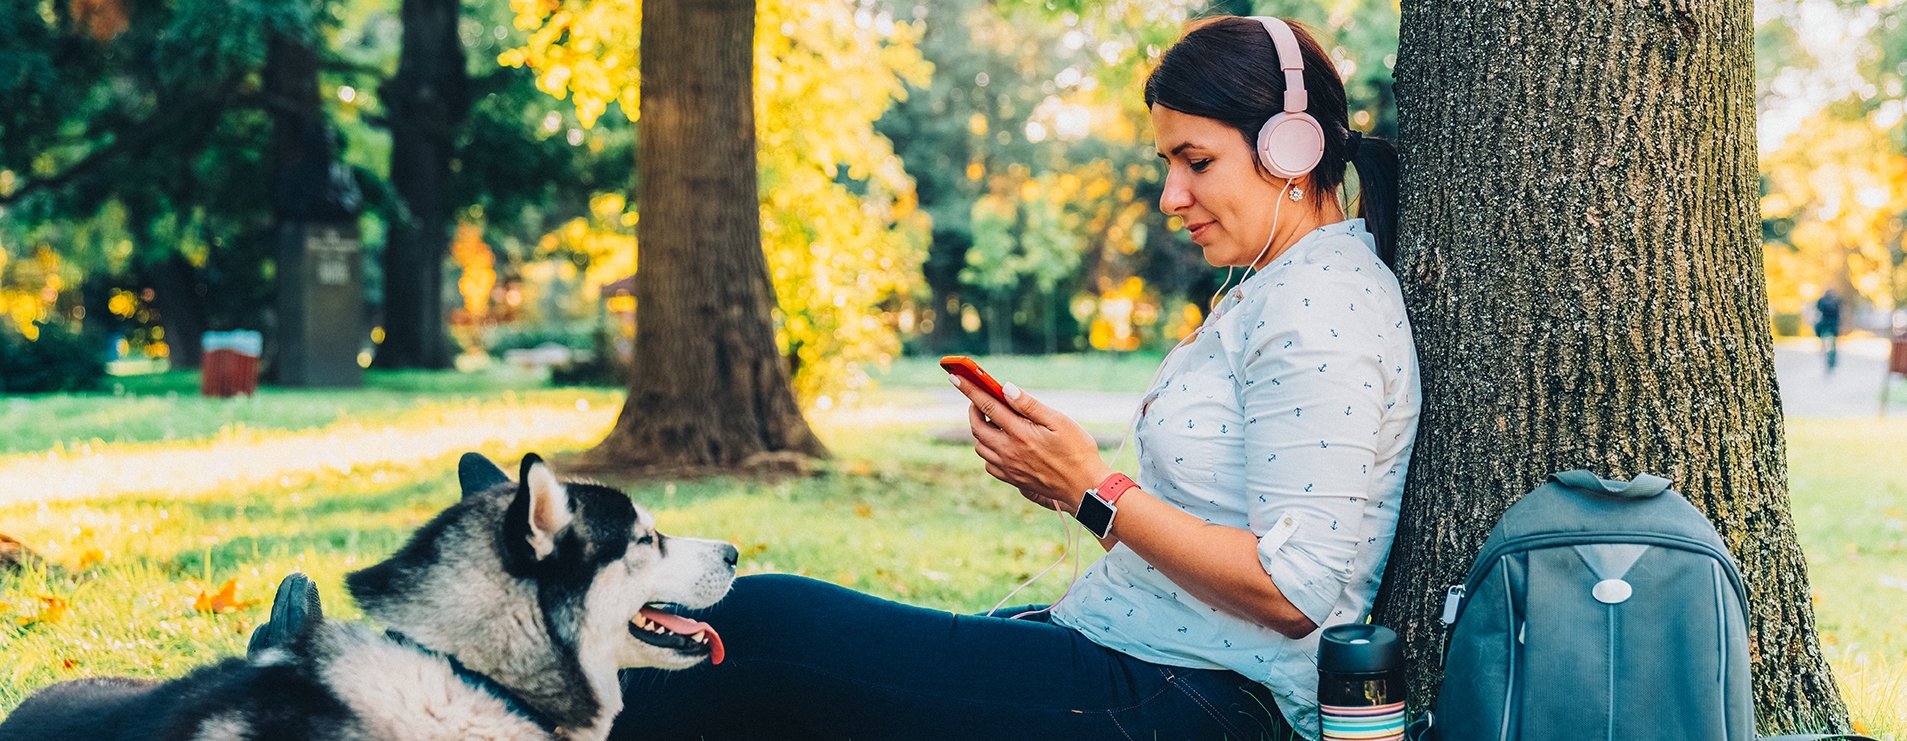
{"left": 501, "top": 0, "right": 932, "bottom": 405}
{"left": 1761, "top": 113, "right": 1907, "bottom": 318}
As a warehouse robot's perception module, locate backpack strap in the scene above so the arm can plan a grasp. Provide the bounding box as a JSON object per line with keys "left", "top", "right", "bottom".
{"left": 1548, "top": 470, "right": 1672, "bottom": 499}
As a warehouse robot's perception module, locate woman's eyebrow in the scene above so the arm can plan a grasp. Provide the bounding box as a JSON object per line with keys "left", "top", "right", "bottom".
{"left": 1158, "top": 142, "right": 1199, "bottom": 160}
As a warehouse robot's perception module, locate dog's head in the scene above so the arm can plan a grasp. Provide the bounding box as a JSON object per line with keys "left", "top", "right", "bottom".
{"left": 346, "top": 453, "right": 737, "bottom": 675}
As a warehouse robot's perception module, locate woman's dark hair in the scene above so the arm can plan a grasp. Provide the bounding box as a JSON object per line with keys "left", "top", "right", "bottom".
{"left": 1144, "top": 16, "right": 1399, "bottom": 266}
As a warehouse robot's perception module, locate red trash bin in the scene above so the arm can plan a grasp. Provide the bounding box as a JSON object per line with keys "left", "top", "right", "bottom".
{"left": 200, "top": 331, "right": 262, "bottom": 398}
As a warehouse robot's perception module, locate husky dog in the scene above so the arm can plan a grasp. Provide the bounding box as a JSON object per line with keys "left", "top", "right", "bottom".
{"left": 0, "top": 453, "right": 736, "bottom": 741}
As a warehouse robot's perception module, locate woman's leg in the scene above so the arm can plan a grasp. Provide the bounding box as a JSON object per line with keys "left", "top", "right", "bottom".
{"left": 612, "top": 574, "right": 1288, "bottom": 741}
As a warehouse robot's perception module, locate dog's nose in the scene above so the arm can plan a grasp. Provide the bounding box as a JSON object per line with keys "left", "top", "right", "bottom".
{"left": 721, "top": 544, "right": 739, "bottom": 568}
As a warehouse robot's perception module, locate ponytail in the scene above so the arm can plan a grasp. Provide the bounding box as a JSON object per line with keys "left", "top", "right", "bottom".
{"left": 1346, "top": 134, "right": 1399, "bottom": 268}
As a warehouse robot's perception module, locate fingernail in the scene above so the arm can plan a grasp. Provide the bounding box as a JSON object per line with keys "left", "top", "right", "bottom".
{"left": 1002, "top": 381, "right": 1022, "bottom": 400}
{"left": 949, "top": 375, "right": 963, "bottom": 388}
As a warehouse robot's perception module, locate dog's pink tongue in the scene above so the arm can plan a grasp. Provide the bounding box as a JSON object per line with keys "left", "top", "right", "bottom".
{"left": 639, "top": 608, "right": 725, "bottom": 665}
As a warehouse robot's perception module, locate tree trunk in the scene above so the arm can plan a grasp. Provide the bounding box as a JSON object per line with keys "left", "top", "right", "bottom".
{"left": 374, "top": 0, "right": 469, "bottom": 370}
{"left": 581, "top": 0, "right": 826, "bottom": 471}
{"left": 1375, "top": 1, "right": 1850, "bottom": 734}
{"left": 265, "top": 26, "right": 360, "bottom": 383}
{"left": 922, "top": 229, "right": 971, "bottom": 354}
{"left": 145, "top": 251, "right": 207, "bottom": 369}
{"left": 989, "top": 288, "right": 1013, "bottom": 355}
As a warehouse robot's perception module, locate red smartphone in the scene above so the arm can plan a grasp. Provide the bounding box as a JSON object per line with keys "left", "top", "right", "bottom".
{"left": 939, "top": 355, "right": 1007, "bottom": 401}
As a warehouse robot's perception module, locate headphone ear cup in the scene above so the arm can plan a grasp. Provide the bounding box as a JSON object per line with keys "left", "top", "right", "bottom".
{"left": 1256, "top": 112, "right": 1326, "bottom": 179}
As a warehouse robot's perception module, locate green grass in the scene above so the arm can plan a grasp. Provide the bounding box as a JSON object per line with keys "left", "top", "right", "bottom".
{"left": 0, "top": 361, "right": 1902, "bottom": 735}
{"left": 1786, "top": 418, "right": 1907, "bottom": 736}
{"left": 0, "top": 367, "right": 619, "bottom": 456}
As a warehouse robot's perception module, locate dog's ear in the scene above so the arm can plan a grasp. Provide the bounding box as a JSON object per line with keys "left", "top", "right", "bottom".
{"left": 458, "top": 453, "right": 510, "bottom": 499}
{"left": 517, "top": 453, "right": 572, "bottom": 560}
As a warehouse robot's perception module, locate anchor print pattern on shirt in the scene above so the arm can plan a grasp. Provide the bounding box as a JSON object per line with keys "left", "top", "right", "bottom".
{"left": 1050, "top": 220, "right": 1421, "bottom": 741}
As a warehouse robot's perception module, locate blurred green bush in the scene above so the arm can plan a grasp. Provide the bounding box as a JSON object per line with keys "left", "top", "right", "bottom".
{"left": 0, "top": 323, "right": 106, "bottom": 393}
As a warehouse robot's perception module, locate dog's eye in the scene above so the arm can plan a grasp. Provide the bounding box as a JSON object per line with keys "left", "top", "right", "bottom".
{"left": 635, "top": 534, "right": 655, "bottom": 546}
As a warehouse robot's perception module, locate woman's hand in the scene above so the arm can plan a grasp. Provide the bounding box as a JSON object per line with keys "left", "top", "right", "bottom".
{"left": 950, "top": 376, "right": 1112, "bottom": 513}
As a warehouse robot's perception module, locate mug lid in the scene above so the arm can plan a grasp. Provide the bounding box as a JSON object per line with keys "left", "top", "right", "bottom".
{"left": 1318, "top": 624, "right": 1403, "bottom": 673}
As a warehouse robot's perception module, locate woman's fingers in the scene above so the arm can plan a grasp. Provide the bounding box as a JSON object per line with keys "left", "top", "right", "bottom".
{"left": 995, "top": 382, "right": 1066, "bottom": 431}
{"left": 949, "top": 375, "right": 1028, "bottom": 431}
{"left": 968, "top": 404, "right": 1009, "bottom": 446}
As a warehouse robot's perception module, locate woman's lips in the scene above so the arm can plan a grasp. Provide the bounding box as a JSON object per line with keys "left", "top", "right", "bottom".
{"left": 1187, "top": 220, "right": 1214, "bottom": 241}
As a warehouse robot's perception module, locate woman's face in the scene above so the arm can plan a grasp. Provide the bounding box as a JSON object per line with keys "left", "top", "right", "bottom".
{"left": 1151, "top": 105, "right": 1287, "bottom": 268}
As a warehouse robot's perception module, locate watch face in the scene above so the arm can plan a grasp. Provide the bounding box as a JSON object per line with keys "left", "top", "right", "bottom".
{"left": 1075, "top": 495, "right": 1116, "bottom": 538}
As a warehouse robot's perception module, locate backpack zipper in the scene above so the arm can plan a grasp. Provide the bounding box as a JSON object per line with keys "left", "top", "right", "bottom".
{"left": 1498, "top": 564, "right": 1516, "bottom": 741}
{"left": 1438, "top": 584, "right": 1465, "bottom": 669}
{"left": 1452, "top": 532, "right": 1745, "bottom": 627}
{"left": 1606, "top": 602, "right": 1617, "bottom": 741}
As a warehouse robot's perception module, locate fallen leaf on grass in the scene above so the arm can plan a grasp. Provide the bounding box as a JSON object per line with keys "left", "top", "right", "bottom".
{"left": 18, "top": 596, "right": 68, "bottom": 625}
{"left": 193, "top": 579, "right": 261, "bottom": 614}
{"left": 854, "top": 504, "right": 874, "bottom": 519}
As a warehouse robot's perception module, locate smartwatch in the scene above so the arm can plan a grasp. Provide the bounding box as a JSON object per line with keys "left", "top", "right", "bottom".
{"left": 1074, "top": 473, "right": 1138, "bottom": 539}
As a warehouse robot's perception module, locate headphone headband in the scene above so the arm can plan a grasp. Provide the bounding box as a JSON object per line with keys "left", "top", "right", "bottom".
{"left": 1250, "top": 16, "right": 1308, "bottom": 114}
{"left": 1244, "top": 15, "right": 1323, "bottom": 180}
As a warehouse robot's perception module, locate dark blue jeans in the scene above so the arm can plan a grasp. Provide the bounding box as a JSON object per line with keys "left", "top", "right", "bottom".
{"left": 612, "top": 574, "right": 1295, "bottom": 741}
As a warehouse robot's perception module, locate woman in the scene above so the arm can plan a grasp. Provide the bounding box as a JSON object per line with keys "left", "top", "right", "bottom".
{"left": 613, "top": 15, "right": 1417, "bottom": 741}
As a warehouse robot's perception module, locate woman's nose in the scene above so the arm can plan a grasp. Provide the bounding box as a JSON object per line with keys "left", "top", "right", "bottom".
{"left": 1158, "top": 167, "right": 1192, "bottom": 215}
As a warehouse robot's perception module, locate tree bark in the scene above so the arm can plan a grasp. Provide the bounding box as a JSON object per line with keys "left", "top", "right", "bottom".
{"left": 1375, "top": 1, "right": 1850, "bottom": 734}
{"left": 581, "top": 0, "right": 827, "bottom": 471}
{"left": 374, "top": 0, "right": 469, "bottom": 370}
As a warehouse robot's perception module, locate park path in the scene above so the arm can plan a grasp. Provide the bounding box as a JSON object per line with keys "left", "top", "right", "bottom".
{"left": 1770, "top": 337, "right": 1905, "bottom": 419}
{"left": 4, "top": 341, "right": 1896, "bottom": 507}
{"left": 829, "top": 336, "right": 1906, "bottom": 431}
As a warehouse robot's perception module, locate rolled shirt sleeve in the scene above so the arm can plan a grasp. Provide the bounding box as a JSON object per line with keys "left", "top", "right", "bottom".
{"left": 1228, "top": 270, "right": 1390, "bottom": 626}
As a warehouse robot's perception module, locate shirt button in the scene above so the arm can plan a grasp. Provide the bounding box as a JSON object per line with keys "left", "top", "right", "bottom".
{"left": 1283, "top": 517, "right": 1294, "bottom": 526}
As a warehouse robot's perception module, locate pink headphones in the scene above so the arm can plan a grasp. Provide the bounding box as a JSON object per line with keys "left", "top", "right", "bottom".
{"left": 1249, "top": 16, "right": 1324, "bottom": 179}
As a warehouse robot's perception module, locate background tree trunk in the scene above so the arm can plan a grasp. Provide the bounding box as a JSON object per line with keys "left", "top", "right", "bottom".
{"left": 374, "top": 0, "right": 470, "bottom": 370}
{"left": 266, "top": 26, "right": 361, "bottom": 384}
{"left": 581, "top": 0, "right": 826, "bottom": 471}
{"left": 1375, "top": 0, "right": 1850, "bottom": 733}
{"left": 144, "top": 251, "right": 207, "bottom": 369}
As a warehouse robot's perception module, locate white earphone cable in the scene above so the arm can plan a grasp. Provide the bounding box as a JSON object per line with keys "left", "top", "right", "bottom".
{"left": 986, "top": 178, "right": 1296, "bottom": 620}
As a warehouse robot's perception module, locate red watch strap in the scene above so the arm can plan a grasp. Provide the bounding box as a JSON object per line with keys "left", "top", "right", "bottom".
{"left": 1095, "top": 472, "right": 1138, "bottom": 505}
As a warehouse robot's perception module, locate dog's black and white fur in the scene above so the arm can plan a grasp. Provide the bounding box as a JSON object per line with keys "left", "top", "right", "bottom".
{"left": 0, "top": 453, "right": 736, "bottom": 741}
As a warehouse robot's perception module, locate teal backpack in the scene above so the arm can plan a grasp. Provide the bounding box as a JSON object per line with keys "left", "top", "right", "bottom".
{"left": 1408, "top": 471, "right": 1869, "bottom": 741}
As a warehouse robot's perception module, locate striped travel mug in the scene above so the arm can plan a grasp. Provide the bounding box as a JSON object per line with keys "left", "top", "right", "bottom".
{"left": 1318, "top": 624, "right": 1406, "bottom": 741}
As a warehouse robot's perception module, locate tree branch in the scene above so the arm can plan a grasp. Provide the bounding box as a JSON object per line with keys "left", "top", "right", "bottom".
{"left": 1, "top": 85, "right": 237, "bottom": 206}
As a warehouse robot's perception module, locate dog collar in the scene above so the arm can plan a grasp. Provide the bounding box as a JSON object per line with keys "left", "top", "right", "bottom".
{"left": 385, "top": 630, "right": 562, "bottom": 736}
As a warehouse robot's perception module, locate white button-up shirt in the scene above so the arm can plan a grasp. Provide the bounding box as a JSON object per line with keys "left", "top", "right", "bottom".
{"left": 1051, "top": 219, "right": 1420, "bottom": 740}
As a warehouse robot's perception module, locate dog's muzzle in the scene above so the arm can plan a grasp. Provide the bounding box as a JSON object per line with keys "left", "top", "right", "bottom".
{"left": 631, "top": 605, "right": 725, "bottom": 665}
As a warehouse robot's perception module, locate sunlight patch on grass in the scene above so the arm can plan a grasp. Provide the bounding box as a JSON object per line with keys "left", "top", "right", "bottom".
{"left": 0, "top": 395, "right": 618, "bottom": 509}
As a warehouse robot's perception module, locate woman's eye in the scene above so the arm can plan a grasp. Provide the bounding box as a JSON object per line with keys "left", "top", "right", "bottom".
{"left": 636, "top": 534, "right": 655, "bottom": 546}
{"left": 1190, "top": 159, "right": 1212, "bottom": 173}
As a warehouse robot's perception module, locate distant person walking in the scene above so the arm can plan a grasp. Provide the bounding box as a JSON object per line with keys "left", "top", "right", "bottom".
{"left": 1814, "top": 289, "right": 1843, "bottom": 372}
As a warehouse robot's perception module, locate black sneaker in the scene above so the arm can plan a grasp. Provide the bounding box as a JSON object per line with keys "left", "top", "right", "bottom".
{"left": 247, "top": 573, "right": 323, "bottom": 658}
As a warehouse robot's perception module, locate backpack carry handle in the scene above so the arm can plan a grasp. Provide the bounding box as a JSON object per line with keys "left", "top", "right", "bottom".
{"left": 1548, "top": 470, "right": 1672, "bottom": 499}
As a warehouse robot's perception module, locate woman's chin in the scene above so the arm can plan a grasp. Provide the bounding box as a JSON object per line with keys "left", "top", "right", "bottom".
{"left": 1200, "top": 245, "right": 1246, "bottom": 268}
